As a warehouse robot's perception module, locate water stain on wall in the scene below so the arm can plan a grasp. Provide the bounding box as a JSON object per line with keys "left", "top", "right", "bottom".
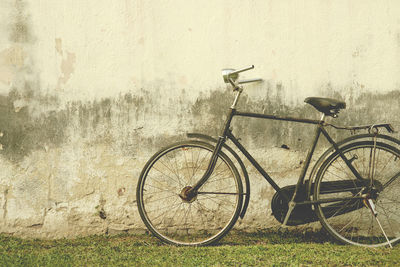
{"left": 8, "top": 0, "right": 32, "bottom": 44}
{"left": 4, "top": 0, "right": 398, "bottom": 162}
{"left": 192, "top": 86, "right": 400, "bottom": 150}
{"left": 0, "top": 91, "right": 67, "bottom": 161}
{"left": 0, "top": 84, "right": 398, "bottom": 163}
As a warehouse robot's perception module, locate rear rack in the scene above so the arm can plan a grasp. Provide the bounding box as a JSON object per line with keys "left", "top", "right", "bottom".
{"left": 324, "top": 123, "right": 395, "bottom": 134}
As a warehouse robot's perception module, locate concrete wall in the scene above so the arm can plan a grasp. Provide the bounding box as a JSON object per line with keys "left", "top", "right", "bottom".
{"left": 0, "top": 0, "right": 400, "bottom": 238}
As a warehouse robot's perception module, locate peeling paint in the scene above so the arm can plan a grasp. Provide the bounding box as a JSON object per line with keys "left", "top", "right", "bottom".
{"left": 0, "top": 46, "right": 26, "bottom": 87}
{"left": 55, "top": 38, "right": 62, "bottom": 55}
{"left": 57, "top": 51, "right": 76, "bottom": 88}
{"left": 0, "top": 46, "right": 25, "bottom": 68}
{"left": 54, "top": 37, "right": 76, "bottom": 89}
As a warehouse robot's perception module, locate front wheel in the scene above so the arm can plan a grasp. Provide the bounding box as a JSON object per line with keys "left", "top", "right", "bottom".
{"left": 314, "top": 141, "right": 400, "bottom": 247}
{"left": 137, "top": 140, "right": 243, "bottom": 246}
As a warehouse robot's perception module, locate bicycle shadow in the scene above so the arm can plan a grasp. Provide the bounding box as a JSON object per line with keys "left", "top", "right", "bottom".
{"left": 219, "top": 228, "right": 336, "bottom": 246}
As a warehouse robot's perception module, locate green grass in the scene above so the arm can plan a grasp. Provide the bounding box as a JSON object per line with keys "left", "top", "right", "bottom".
{"left": 0, "top": 230, "right": 399, "bottom": 266}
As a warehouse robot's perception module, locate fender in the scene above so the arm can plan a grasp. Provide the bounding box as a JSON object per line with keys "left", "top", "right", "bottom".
{"left": 186, "top": 133, "right": 250, "bottom": 219}
{"left": 306, "top": 133, "right": 400, "bottom": 198}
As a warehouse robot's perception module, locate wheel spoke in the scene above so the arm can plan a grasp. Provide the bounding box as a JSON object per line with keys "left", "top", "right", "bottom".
{"left": 137, "top": 141, "right": 243, "bottom": 246}
{"left": 315, "top": 141, "right": 400, "bottom": 247}
{"left": 383, "top": 171, "right": 400, "bottom": 189}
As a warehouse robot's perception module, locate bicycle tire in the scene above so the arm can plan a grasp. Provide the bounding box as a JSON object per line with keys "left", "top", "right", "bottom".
{"left": 137, "top": 140, "right": 243, "bottom": 246}
{"left": 314, "top": 141, "right": 400, "bottom": 247}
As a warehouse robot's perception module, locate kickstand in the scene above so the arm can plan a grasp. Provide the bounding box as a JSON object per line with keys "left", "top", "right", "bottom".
{"left": 278, "top": 201, "right": 296, "bottom": 231}
{"left": 365, "top": 199, "right": 393, "bottom": 248}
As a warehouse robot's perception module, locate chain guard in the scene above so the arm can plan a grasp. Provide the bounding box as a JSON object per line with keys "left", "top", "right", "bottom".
{"left": 271, "top": 184, "right": 318, "bottom": 226}
{"left": 271, "top": 180, "right": 368, "bottom": 226}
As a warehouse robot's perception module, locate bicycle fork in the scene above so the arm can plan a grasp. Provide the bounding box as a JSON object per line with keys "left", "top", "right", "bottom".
{"left": 182, "top": 107, "right": 237, "bottom": 201}
{"left": 178, "top": 135, "right": 226, "bottom": 201}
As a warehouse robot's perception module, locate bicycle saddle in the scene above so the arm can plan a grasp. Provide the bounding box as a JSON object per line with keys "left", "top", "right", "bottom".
{"left": 304, "top": 97, "right": 346, "bottom": 117}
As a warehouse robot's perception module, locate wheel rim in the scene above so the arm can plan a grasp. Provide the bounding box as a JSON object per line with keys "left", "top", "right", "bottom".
{"left": 138, "top": 142, "right": 242, "bottom": 245}
{"left": 315, "top": 142, "right": 400, "bottom": 247}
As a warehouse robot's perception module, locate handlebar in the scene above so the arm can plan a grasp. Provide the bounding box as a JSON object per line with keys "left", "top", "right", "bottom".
{"left": 222, "top": 65, "right": 262, "bottom": 87}
{"left": 222, "top": 65, "right": 262, "bottom": 108}
{"left": 228, "top": 65, "right": 254, "bottom": 76}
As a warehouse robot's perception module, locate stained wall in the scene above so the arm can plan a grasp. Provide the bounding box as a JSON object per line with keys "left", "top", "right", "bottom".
{"left": 0, "top": 0, "right": 400, "bottom": 238}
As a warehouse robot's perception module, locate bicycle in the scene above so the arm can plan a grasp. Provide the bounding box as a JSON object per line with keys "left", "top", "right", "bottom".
{"left": 136, "top": 65, "right": 400, "bottom": 247}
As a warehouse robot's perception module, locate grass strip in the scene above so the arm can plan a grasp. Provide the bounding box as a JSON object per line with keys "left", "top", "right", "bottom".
{"left": 0, "top": 230, "right": 398, "bottom": 266}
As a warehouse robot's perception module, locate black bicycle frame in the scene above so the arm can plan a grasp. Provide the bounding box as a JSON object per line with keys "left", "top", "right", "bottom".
{"left": 191, "top": 108, "right": 365, "bottom": 205}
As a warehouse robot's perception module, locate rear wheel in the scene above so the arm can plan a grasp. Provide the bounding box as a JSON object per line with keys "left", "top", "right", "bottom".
{"left": 137, "top": 140, "right": 243, "bottom": 246}
{"left": 314, "top": 141, "right": 400, "bottom": 247}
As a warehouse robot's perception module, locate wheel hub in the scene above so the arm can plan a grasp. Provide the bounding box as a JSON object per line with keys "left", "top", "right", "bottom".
{"left": 179, "top": 186, "right": 197, "bottom": 203}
